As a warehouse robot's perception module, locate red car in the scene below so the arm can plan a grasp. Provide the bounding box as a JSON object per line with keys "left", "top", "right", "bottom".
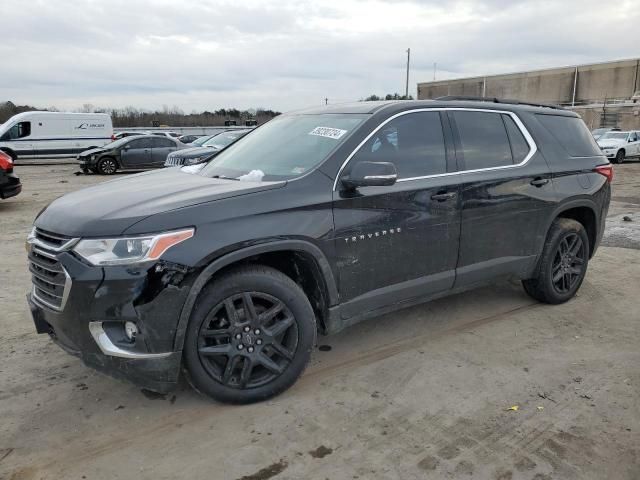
{"left": 0, "top": 150, "right": 21, "bottom": 199}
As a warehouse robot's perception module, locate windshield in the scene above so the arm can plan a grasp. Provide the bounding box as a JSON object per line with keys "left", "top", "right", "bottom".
{"left": 203, "top": 131, "right": 249, "bottom": 149}
{"left": 191, "top": 134, "right": 216, "bottom": 146}
{"left": 100, "top": 137, "right": 137, "bottom": 149}
{"left": 200, "top": 114, "right": 367, "bottom": 181}
{"left": 601, "top": 132, "right": 628, "bottom": 140}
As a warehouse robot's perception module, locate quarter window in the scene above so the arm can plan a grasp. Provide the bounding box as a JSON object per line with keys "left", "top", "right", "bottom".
{"left": 536, "top": 114, "right": 602, "bottom": 157}
{"left": 349, "top": 111, "right": 447, "bottom": 179}
{"left": 503, "top": 115, "right": 531, "bottom": 163}
{"left": 451, "top": 111, "right": 513, "bottom": 170}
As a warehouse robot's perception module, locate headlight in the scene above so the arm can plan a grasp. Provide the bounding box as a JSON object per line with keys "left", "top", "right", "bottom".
{"left": 73, "top": 228, "right": 194, "bottom": 266}
{"left": 183, "top": 156, "right": 206, "bottom": 166}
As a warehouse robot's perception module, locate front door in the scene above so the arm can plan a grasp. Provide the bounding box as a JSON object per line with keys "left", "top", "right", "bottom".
{"left": 150, "top": 137, "right": 178, "bottom": 166}
{"left": 120, "top": 137, "right": 153, "bottom": 168}
{"left": 332, "top": 110, "right": 461, "bottom": 319}
{"left": 447, "top": 109, "right": 555, "bottom": 286}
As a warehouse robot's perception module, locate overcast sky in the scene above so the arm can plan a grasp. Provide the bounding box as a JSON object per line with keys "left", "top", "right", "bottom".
{"left": 2, "top": 0, "right": 638, "bottom": 113}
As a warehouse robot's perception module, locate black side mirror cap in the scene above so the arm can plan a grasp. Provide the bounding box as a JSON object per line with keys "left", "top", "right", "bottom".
{"left": 341, "top": 161, "right": 398, "bottom": 189}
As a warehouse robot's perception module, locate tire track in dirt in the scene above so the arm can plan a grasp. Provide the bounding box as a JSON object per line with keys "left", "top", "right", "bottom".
{"left": 3, "top": 301, "right": 542, "bottom": 478}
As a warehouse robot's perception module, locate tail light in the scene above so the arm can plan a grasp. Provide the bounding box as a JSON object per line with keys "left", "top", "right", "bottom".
{"left": 593, "top": 164, "right": 613, "bottom": 183}
{"left": 0, "top": 151, "right": 13, "bottom": 172}
{"left": 111, "top": 134, "right": 116, "bottom": 141}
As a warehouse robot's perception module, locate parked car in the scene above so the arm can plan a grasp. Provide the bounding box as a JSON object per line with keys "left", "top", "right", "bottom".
{"left": 164, "top": 129, "right": 251, "bottom": 167}
{"left": 0, "top": 150, "right": 21, "bottom": 199}
{"left": 596, "top": 130, "right": 640, "bottom": 163}
{"left": 591, "top": 127, "right": 620, "bottom": 140}
{"left": 144, "top": 131, "right": 181, "bottom": 140}
{"left": 77, "top": 135, "right": 185, "bottom": 174}
{"left": 177, "top": 134, "right": 203, "bottom": 144}
{"left": 27, "top": 98, "right": 611, "bottom": 404}
{"left": 0, "top": 112, "right": 112, "bottom": 160}
{"left": 111, "top": 131, "right": 144, "bottom": 141}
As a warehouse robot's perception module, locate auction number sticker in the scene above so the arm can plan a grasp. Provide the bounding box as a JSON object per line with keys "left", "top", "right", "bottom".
{"left": 309, "top": 126, "right": 348, "bottom": 139}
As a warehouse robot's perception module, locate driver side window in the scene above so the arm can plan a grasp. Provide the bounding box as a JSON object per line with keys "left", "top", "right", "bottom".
{"left": 348, "top": 111, "right": 447, "bottom": 179}
{"left": 1, "top": 121, "right": 31, "bottom": 141}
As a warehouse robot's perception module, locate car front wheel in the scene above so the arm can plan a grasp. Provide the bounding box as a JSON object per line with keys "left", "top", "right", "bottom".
{"left": 96, "top": 157, "right": 118, "bottom": 175}
{"left": 614, "top": 149, "right": 625, "bottom": 164}
{"left": 183, "top": 266, "right": 316, "bottom": 404}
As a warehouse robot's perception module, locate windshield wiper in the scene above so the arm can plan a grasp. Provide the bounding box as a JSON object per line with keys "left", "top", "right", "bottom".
{"left": 212, "top": 174, "right": 239, "bottom": 181}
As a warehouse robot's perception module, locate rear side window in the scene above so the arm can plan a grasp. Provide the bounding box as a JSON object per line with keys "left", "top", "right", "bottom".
{"left": 127, "top": 138, "right": 153, "bottom": 149}
{"left": 151, "top": 138, "right": 176, "bottom": 148}
{"left": 503, "top": 115, "right": 531, "bottom": 163}
{"left": 451, "top": 111, "right": 513, "bottom": 170}
{"left": 351, "top": 111, "right": 447, "bottom": 179}
{"left": 537, "top": 115, "right": 602, "bottom": 157}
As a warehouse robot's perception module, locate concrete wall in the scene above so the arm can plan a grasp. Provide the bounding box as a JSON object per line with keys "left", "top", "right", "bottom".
{"left": 417, "top": 58, "right": 640, "bottom": 106}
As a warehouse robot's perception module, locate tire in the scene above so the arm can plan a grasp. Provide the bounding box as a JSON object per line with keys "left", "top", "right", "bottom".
{"left": 614, "top": 149, "right": 625, "bottom": 164}
{"left": 522, "top": 218, "right": 589, "bottom": 304}
{"left": 183, "top": 265, "right": 317, "bottom": 404}
{"left": 96, "top": 157, "right": 118, "bottom": 175}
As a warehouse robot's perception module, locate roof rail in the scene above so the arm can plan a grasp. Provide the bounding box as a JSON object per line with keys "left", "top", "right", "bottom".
{"left": 435, "top": 95, "right": 564, "bottom": 110}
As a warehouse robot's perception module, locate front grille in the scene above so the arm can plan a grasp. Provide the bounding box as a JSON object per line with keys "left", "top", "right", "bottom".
{"left": 34, "top": 228, "right": 74, "bottom": 249}
{"left": 165, "top": 157, "right": 185, "bottom": 167}
{"left": 28, "top": 229, "right": 76, "bottom": 311}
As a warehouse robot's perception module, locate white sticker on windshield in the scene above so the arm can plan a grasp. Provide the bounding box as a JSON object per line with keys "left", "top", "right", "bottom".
{"left": 309, "top": 126, "right": 348, "bottom": 139}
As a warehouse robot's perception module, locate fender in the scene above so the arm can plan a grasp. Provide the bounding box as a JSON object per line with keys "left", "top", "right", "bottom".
{"left": 172, "top": 239, "right": 339, "bottom": 351}
{"left": 541, "top": 196, "right": 599, "bottom": 254}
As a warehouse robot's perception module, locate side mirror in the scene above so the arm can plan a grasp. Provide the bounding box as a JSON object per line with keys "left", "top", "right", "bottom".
{"left": 341, "top": 161, "right": 397, "bottom": 189}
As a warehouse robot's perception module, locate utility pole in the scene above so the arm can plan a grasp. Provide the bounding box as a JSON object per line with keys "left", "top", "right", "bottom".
{"left": 405, "top": 48, "right": 410, "bottom": 99}
{"left": 433, "top": 62, "right": 437, "bottom": 81}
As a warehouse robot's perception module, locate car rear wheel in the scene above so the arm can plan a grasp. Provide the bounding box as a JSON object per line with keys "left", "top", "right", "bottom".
{"left": 522, "top": 218, "right": 589, "bottom": 304}
{"left": 183, "top": 266, "right": 316, "bottom": 404}
{"left": 96, "top": 157, "right": 118, "bottom": 175}
{"left": 614, "top": 149, "right": 625, "bottom": 164}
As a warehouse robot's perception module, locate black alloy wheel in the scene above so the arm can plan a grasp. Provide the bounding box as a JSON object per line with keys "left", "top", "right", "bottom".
{"left": 615, "top": 149, "right": 625, "bottom": 164}
{"left": 197, "top": 292, "right": 298, "bottom": 389}
{"left": 97, "top": 157, "right": 117, "bottom": 175}
{"left": 184, "top": 266, "right": 316, "bottom": 404}
{"left": 550, "top": 233, "right": 585, "bottom": 294}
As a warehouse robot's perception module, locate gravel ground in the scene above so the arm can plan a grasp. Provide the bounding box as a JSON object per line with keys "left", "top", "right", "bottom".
{"left": 0, "top": 162, "right": 639, "bottom": 480}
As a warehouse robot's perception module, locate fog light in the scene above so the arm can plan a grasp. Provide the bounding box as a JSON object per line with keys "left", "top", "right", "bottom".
{"left": 124, "top": 321, "right": 138, "bottom": 341}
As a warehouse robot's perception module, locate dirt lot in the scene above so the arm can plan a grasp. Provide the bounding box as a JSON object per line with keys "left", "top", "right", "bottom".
{"left": 1, "top": 163, "right": 639, "bottom": 480}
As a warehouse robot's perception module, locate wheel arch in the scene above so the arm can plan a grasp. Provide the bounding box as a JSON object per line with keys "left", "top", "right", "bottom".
{"left": 173, "top": 240, "right": 339, "bottom": 351}
{"left": 547, "top": 200, "right": 599, "bottom": 258}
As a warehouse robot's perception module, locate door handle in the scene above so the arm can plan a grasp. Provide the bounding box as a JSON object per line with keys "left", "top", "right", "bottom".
{"left": 431, "top": 191, "right": 457, "bottom": 202}
{"left": 530, "top": 178, "right": 549, "bottom": 187}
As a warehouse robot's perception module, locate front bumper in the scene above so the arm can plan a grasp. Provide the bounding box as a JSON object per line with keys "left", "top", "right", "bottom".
{"left": 0, "top": 171, "right": 22, "bottom": 199}
{"left": 27, "top": 247, "right": 196, "bottom": 393}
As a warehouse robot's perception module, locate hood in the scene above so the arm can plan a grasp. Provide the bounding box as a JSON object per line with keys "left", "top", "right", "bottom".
{"left": 169, "top": 146, "right": 219, "bottom": 158}
{"left": 597, "top": 139, "right": 625, "bottom": 148}
{"left": 79, "top": 147, "right": 108, "bottom": 157}
{"left": 35, "top": 168, "right": 284, "bottom": 237}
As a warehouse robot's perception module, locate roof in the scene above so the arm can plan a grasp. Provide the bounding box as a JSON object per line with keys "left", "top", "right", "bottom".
{"left": 288, "top": 99, "right": 577, "bottom": 117}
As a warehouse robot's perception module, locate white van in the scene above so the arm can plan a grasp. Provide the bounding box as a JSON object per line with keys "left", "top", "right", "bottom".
{"left": 0, "top": 112, "right": 113, "bottom": 160}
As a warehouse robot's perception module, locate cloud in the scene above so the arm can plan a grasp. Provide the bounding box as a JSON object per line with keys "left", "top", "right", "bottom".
{"left": 1, "top": 0, "right": 638, "bottom": 112}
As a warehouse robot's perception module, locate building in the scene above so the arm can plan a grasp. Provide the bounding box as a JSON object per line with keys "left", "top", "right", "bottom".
{"left": 417, "top": 58, "right": 640, "bottom": 130}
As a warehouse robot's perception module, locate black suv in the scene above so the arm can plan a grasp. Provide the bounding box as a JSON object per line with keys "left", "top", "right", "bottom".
{"left": 27, "top": 99, "right": 611, "bottom": 403}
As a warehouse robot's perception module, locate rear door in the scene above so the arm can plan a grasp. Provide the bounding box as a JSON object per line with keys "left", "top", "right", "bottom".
{"left": 448, "top": 109, "right": 553, "bottom": 286}
{"left": 332, "top": 110, "right": 461, "bottom": 317}
{"left": 629, "top": 131, "right": 640, "bottom": 156}
{"left": 119, "top": 137, "right": 153, "bottom": 168}
{"left": 150, "top": 137, "right": 178, "bottom": 166}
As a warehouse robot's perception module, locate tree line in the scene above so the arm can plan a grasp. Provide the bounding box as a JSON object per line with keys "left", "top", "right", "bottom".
{"left": 362, "top": 93, "right": 414, "bottom": 101}
{"left": 0, "top": 101, "right": 280, "bottom": 127}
